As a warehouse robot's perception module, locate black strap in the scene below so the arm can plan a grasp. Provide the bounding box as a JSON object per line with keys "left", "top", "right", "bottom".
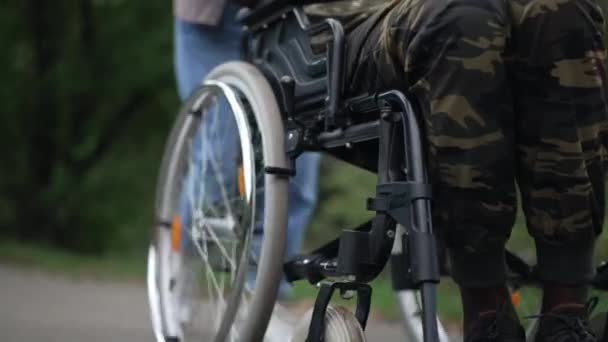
{"left": 367, "top": 181, "right": 432, "bottom": 212}
{"left": 264, "top": 166, "right": 295, "bottom": 177}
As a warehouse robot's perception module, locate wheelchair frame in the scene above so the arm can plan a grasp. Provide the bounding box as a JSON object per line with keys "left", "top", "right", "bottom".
{"left": 234, "top": 2, "right": 608, "bottom": 341}
{"left": 238, "top": 4, "right": 442, "bottom": 341}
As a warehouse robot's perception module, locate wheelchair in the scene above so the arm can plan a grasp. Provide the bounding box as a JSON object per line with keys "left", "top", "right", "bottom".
{"left": 147, "top": 1, "right": 608, "bottom": 341}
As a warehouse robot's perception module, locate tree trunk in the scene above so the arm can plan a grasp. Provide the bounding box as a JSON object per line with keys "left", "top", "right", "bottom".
{"left": 16, "top": 0, "right": 62, "bottom": 242}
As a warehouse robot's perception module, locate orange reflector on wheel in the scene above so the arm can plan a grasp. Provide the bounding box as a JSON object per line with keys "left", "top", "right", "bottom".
{"left": 238, "top": 165, "right": 245, "bottom": 199}
{"left": 511, "top": 290, "right": 521, "bottom": 309}
{"left": 171, "top": 215, "right": 181, "bottom": 252}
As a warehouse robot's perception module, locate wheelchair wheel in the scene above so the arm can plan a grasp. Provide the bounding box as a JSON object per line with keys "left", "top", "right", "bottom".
{"left": 289, "top": 305, "right": 366, "bottom": 342}
{"left": 148, "top": 62, "right": 290, "bottom": 342}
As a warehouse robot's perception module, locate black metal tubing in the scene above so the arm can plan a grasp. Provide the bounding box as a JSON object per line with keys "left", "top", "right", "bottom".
{"left": 377, "top": 91, "right": 431, "bottom": 232}
{"left": 284, "top": 90, "right": 442, "bottom": 341}
{"left": 323, "top": 18, "right": 345, "bottom": 129}
{"left": 365, "top": 107, "right": 400, "bottom": 268}
{"left": 378, "top": 90, "right": 440, "bottom": 342}
{"left": 332, "top": 106, "right": 402, "bottom": 283}
{"left": 316, "top": 120, "right": 380, "bottom": 148}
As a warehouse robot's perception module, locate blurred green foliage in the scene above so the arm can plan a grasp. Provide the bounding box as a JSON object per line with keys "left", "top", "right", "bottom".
{"left": 0, "top": 1, "right": 177, "bottom": 253}
{"left": 0, "top": 0, "right": 606, "bottom": 270}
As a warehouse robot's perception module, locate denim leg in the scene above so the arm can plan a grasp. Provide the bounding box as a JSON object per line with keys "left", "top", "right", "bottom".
{"left": 286, "top": 152, "right": 321, "bottom": 258}
{"left": 174, "top": 4, "right": 241, "bottom": 100}
{"left": 177, "top": 98, "right": 239, "bottom": 251}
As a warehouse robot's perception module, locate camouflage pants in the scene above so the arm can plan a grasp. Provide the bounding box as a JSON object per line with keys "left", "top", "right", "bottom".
{"left": 344, "top": 0, "right": 608, "bottom": 286}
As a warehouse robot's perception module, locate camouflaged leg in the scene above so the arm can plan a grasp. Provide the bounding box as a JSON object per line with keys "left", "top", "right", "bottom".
{"left": 510, "top": 0, "right": 607, "bottom": 243}
{"left": 344, "top": 0, "right": 608, "bottom": 285}
{"left": 509, "top": 0, "right": 608, "bottom": 284}
{"left": 344, "top": 0, "right": 517, "bottom": 286}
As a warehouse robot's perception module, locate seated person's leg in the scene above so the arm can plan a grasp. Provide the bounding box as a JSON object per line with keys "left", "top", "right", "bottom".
{"left": 342, "top": 0, "right": 522, "bottom": 339}
{"left": 511, "top": 0, "right": 607, "bottom": 339}
{"left": 340, "top": 0, "right": 607, "bottom": 338}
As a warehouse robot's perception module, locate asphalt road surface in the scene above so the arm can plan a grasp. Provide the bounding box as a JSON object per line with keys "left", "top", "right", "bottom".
{"left": 0, "top": 264, "right": 412, "bottom": 342}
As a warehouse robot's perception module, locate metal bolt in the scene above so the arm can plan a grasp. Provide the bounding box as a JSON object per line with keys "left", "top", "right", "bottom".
{"left": 387, "top": 230, "right": 395, "bottom": 238}
{"left": 288, "top": 132, "right": 294, "bottom": 139}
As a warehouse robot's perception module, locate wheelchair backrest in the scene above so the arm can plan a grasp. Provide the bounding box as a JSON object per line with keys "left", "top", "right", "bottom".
{"left": 239, "top": 5, "right": 345, "bottom": 131}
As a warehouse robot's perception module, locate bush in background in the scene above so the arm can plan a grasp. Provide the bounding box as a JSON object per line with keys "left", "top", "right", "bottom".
{"left": 0, "top": 0, "right": 606, "bottom": 265}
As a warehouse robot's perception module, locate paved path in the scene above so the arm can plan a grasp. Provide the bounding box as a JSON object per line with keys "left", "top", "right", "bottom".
{"left": 0, "top": 264, "right": 414, "bottom": 342}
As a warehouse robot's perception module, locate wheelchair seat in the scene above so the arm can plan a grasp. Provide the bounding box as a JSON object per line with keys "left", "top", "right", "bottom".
{"left": 238, "top": 3, "right": 402, "bottom": 173}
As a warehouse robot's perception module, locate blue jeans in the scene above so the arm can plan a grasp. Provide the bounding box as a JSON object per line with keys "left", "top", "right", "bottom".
{"left": 174, "top": 7, "right": 321, "bottom": 271}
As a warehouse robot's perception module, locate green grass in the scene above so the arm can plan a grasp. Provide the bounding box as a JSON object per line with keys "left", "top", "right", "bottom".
{"left": 1, "top": 236, "right": 607, "bottom": 328}
{"left": 0, "top": 239, "right": 146, "bottom": 281}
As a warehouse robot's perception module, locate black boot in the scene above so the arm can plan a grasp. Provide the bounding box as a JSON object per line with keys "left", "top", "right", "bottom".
{"left": 534, "top": 298, "right": 598, "bottom": 342}
{"left": 465, "top": 304, "right": 526, "bottom": 342}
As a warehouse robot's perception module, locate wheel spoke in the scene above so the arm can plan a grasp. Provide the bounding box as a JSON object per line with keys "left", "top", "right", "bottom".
{"left": 191, "top": 234, "right": 226, "bottom": 312}
{"left": 199, "top": 206, "right": 238, "bottom": 271}
{"left": 184, "top": 153, "right": 228, "bottom": 330}
{"left": 154, "top": 84, "right": 270, "bottom": 342}
{"left": 188, "top": 200, "right": 238, "bottom": 276}
{"left": 205, "top": 135, "right": 235, "bottom": 222}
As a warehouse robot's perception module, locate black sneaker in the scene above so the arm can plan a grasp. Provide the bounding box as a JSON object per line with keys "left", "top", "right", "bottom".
{"left": 465, "top": 304, "right": 526, "bottom": 342}
{"left": 534, "top": 299, "right": 598, "bottom": 342}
